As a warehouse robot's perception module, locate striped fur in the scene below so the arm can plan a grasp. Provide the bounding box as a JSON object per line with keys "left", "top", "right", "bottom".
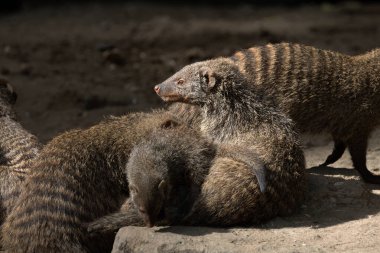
{"left": 88, "top": 122, "right": 305, "bottom": 233}
{"left": 0, "top": 79, "right": 42, "bottom": 224}
{"left": 157, "top": 43, "right": 380, "bottom": 183}
{"left": 156, "top": 52, "right": 308, "bottom": 215}
{"left": 1, "top": 110, "right": 183, "bottom": 253}
{"left": 0, "top": 118, "right": 41, "bottom": 223}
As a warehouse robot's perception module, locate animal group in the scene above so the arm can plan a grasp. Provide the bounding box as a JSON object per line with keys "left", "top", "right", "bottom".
{"left": 0, "top": 42, "right": 378, "bottom": 253}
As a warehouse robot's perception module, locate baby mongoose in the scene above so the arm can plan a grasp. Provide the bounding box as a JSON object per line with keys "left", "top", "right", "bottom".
{"left": 0, "top": 79, "right": 42, "bottom": 224}
{"left": 155, "top": 43, "right": 380, "bottom": 184}
{"left": 1, "top": 110, "right": 182, "bottom": 253}
{"left": 87, "top": 125, "right": 305, "bottom": 232}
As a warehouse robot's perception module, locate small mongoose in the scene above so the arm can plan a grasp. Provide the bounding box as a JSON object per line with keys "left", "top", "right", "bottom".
{"left": 1, "top": 110, "right": 182, "bottom": 253}
{"left": 87, "top": 125, "right": 305, "bottom": 232}
{"left": 155, "top": 43, "right": 380, "bottom": 183}
{"left": 0, "top": 79, "right": 42, "bottom": 224}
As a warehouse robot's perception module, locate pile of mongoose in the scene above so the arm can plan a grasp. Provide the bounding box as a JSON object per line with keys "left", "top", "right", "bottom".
{"left": 0, "top": 42, "right": 378, "bottom": 253}
{"left": 87, "top": 122, "right": 304, "bottom": 233}
{"left": 0, "top": 80, "right": 305, "bottom": 252}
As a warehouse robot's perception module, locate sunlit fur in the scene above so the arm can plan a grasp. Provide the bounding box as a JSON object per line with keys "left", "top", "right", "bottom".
{"left": 158, "top": 57, "right": 306, "bottom": 194}
{"left": 161, "top": 43, "right": 380, "bottom": 183}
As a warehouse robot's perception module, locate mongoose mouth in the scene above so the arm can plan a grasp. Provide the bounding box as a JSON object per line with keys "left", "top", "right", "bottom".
{"left": 160, "top": 95, "right": 183, "bottom": 102}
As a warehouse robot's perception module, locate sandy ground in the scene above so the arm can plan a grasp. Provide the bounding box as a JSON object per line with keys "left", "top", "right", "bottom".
{"left": 0, "top": 2, "right": 379, "bottom": 252}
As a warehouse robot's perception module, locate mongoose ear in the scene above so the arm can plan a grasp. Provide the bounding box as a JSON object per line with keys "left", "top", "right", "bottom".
{"left": 160, "top": 119, "right": 180, "bottom": 129}
{"left": 158, "top": 180, "right": 167, "bottom": 194}
{"left": 199, "top": 66, "right": 216, "bottom": 90}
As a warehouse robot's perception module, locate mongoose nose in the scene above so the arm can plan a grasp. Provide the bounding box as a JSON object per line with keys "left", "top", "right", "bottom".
{"left": 154, "top": 85, "right": 160, "bottom": 94}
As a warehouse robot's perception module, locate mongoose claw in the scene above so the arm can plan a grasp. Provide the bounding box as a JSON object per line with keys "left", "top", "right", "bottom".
{"left": 254, "top": 165, "right": 267, "bottom": 193}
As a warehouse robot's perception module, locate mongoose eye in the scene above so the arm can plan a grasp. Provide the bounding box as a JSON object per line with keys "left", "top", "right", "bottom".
{"left": 177, "top": 79, "right": 184, "bottom": 85}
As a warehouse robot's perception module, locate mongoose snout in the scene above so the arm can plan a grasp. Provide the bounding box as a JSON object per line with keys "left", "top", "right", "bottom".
{"left": 154, "top": 83, "right": 183, "bottom": 102}
{"left": 154, "top": 85, "right": 160, "bottom": 93}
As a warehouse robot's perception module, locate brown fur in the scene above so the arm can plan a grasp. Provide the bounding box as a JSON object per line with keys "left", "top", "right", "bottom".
{"left": 0, "top": 79, "right": 42, "bottom": 224}
{"left": 157, "top": 55, "right": 306, "bottom": 196}
{"left": 87, "top": 124, "right": 305, "bottom": 233}
{"left": 1, "top": 110, "right": 181, "bottom": 253}
{"left": 156, "top": 43, "right": 380, "bottom": 183}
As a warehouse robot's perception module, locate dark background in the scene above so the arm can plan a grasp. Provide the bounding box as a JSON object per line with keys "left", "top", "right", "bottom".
{"left": 0, "top": 0, "right": 379, "bottom": 142}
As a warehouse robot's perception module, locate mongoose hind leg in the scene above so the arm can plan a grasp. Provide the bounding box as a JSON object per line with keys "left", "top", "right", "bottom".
{"left": 348, "top": 134, "right": 380, "bottom": 184}
{"left": 218, "top": 144, "right": 266, "bottom": 192}
{"left": 87, "top": 198, "right": 144, "bottom": 235}
{"left": 320, "top": 139, "right": 346, "bottom": 166}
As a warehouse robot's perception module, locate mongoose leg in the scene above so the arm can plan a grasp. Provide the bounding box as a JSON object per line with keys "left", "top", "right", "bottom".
{"left": 320, "top": 139, "right": 346, "bottom": 166}
{"left": 87, "top": 198, "right": 143, "bottom": 235}
{"left": 348, "top": 134, "right": 380, "bottom": 184}
{"left": 218, "top": 144, "right": 266, "bottom": 192}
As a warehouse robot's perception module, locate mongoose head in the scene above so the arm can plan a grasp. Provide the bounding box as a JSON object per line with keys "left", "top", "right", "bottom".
{"left": 154, "top": 58, "right": 243, "bottom": 105}
{"left": 127, "top": 143, "right": 170, "bottom": 227}
{"left": 0, "top": 78, "right": 17, "bottom": 116}
{"left": 127, "top": 126, "right": 215, "bottom": 227}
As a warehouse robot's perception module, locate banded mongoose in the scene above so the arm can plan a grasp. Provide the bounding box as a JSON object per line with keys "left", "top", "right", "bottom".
{"left": 155, "top": 56, "right": 307, "bottom": 194}
{"left": 1, "top": 110, "right": 182, "bottom": 253}
{"left": 155, "top": 43, "right": 380, "bottom": 184}
{"left": 87, "top": 125, "right": 305, "bottom": 232}
{"left": 0, "top": 79, "right": 42, "bottom": 224}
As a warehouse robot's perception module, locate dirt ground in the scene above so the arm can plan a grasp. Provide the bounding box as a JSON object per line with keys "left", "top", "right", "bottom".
{"left": 0, "top": 2, "right": 379, "bottom": 252}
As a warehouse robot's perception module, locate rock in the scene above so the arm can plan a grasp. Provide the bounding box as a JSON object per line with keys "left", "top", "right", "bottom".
{"left": 112, "top": 226, "right": 254, "bottom": 253}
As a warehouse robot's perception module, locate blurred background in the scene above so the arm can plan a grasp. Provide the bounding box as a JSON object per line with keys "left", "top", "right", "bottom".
{"left": 0, "top": 0, "right": 379, "bottom": 142}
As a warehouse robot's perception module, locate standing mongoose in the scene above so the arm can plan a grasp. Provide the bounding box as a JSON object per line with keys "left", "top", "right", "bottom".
{"left": 87, "top": 124, "right": 305, "bottom": 232}
{"left": 1, "top": 110, "right": 182, "bottom": 253}
{"left": 0, "top": 79, "right": 42, "bottom": 224}
{"left": 155, "top": 43, "right": 380, "bottom": 183}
